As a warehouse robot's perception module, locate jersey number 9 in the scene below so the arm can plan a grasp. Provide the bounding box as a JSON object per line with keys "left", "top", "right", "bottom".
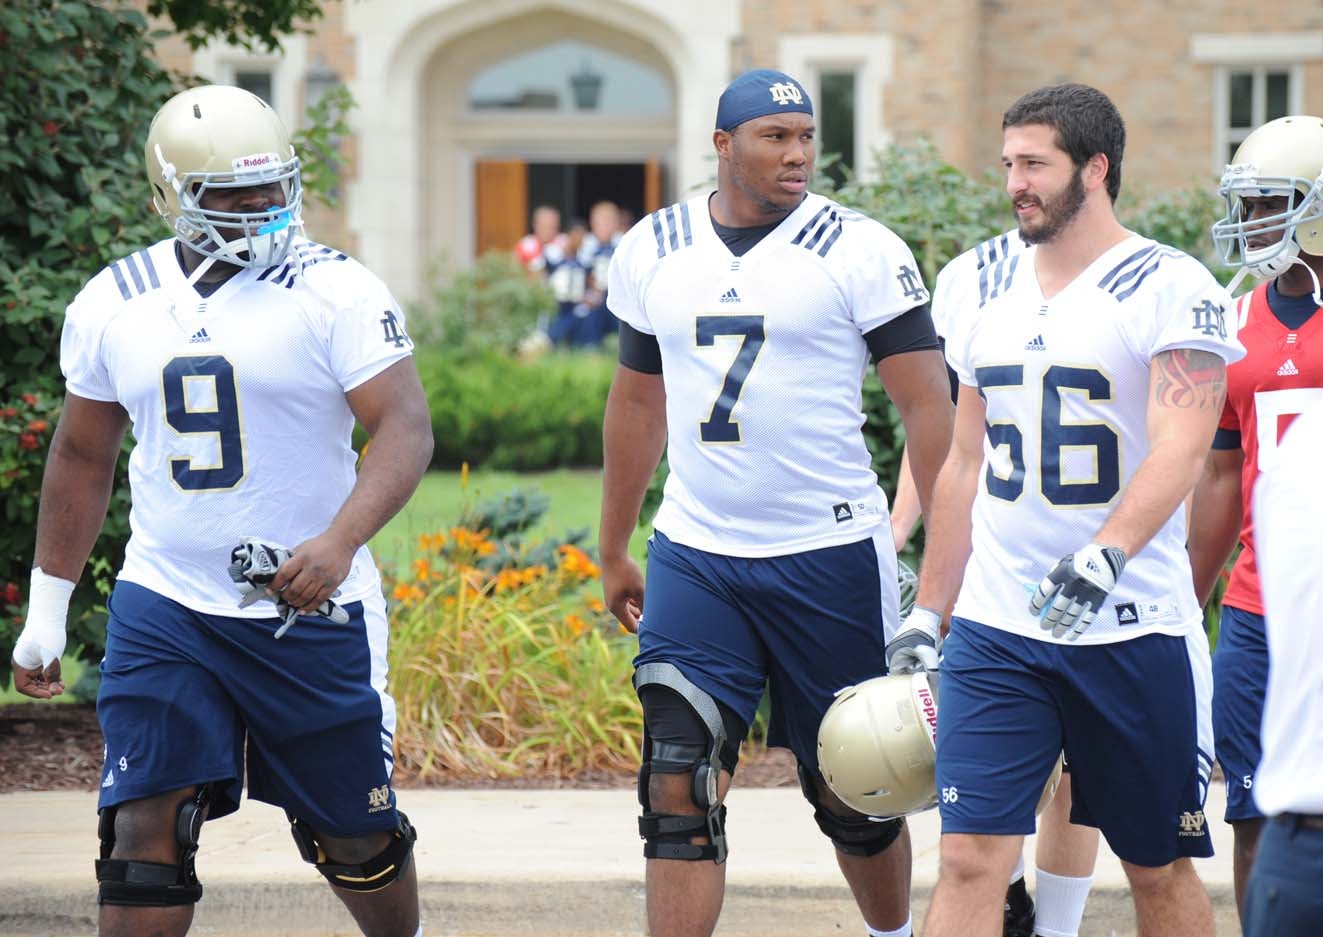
{"left": 162, "top": 355, "right": 247, "bottom": 491}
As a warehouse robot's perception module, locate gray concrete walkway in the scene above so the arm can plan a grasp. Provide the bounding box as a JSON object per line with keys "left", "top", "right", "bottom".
{"left": 0, "top": 784, "right": 1240, "bottom": 936}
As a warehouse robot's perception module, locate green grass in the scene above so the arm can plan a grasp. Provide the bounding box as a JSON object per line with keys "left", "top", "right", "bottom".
{"left": 371, "top": 467, "right": 650, "bottom": 576}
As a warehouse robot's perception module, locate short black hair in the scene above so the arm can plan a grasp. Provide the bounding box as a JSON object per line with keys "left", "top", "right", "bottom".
{"left": 1003, "top": 83, "right": 1126, "bottom": 202}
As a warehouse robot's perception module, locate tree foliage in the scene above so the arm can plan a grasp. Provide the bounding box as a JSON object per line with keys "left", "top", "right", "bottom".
{"left": 147, "top": 0, "right": 329, "bottom": 51}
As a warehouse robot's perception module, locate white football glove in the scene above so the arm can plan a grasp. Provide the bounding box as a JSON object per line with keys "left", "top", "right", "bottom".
{"left": 11, "top": 568, "right": 75, "bottom": 670}
{"left": 228, "top": 537, "right": 349, "bottom": 638}
{"left": 1029, "top": 543, "right": 1127, "bottom": 640}
{"left": 886, "top": 605, "right": 941, "bottom": 675}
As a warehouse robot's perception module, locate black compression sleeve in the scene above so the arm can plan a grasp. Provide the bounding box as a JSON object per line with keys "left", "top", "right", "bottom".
{"left": 864, "top": 304, "right": 940, "bottom": 362}
{"left": 618, "top": 320, "right": 663, "bottom": 374}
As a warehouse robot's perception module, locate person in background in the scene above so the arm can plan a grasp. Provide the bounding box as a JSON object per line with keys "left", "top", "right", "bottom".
{"left": 515, "top": 204, "right": 564, "bottom": 273}
{"left": 579, "top": 200, "right": 623, "bottom": 346}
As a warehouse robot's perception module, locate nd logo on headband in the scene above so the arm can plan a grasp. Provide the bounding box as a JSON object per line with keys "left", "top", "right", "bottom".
{"left": 769, "top": 82, "right": 803, "bottom": 106}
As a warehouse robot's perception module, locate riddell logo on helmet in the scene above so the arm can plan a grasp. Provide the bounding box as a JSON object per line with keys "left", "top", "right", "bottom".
{"left": 916, "top": 684, "right": 937, "bottom": 744}
{"left": 232, "top": 152, "right": 279, "bottom": 171}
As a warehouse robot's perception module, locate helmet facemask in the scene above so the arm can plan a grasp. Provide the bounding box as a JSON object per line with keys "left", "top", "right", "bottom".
{"left": 156, "top": 144, "right": 303, "bottom": 269}
{"left": 1212, "top": 165, "right": 1323, "bottom": 279}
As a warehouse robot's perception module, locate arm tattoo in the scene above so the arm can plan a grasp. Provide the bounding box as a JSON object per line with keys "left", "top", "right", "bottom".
{"left": 1152, "top": 349, "right": 1228, "bottom": 410}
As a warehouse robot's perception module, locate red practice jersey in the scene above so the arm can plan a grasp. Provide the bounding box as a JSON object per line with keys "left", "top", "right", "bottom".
{"left": 1218, "top": 282, "right": 1323, "bottom": 613}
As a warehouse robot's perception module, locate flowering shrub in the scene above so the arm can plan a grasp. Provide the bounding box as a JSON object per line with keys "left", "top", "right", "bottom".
{"left": 0, "top": 391, "right": 132, "bottom": 687}
{"left": 385, "top": 522, "right": 640, "bottom": 779}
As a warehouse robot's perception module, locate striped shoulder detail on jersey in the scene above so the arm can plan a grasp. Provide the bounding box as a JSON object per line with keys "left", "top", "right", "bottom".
{"left": 294, "top": 242, "right": 349, "bottom": 264}
{"left": 790, "top": 204, "right": 847, "bottom": 257}
{"left": 108, "top": 249, "right": 164, "bottom": 301}
{"left": 974, "top": 233, "right": 1021, "bottom": 307}
{"left": 1235, "top": 289, "right": 1255, "bottom": 330}
{"left": 649, "top": 202, "right": 694, "bottom": 259}
{"left": 1097, "top": 243, "right": 1186, "bottom": 301}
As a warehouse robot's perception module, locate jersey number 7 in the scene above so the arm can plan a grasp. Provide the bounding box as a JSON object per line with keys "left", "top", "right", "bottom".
{"left": 696, "top": 315, "right": 765, "bottom": 444}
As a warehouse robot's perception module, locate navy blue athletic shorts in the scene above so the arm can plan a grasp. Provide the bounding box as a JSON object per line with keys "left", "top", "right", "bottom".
{"left": 935, "top": 616, "right": 1215, "bottom": 867}
{"left": 1244, "top": 816, "right": 1323, "bottom": 937}
{"left": 634, "top": 529, "right": 895, "bottom": 775}
{"left": 97, "top": 581, "right": 400, "bottom": 837}
{"left": 1212, "top": 604, "right": 1268, "bottom": 822}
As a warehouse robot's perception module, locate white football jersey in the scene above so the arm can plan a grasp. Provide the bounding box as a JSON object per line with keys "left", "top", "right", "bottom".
{"left": 61, "top": 237, "right": 413, "bottom": 616}
{"left": 944, "top": 235, "right": 1245, "bottom": 643}
{"left": 609, "top": 192, "right": 930, "bottom": 557}
{"left": 931, "top": 229, "right": 1026, "bottom": 339}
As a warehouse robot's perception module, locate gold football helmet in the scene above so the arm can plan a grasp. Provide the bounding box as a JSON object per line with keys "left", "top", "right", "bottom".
{"left": 1212, "top": 115, "right": 1323, "bottom": 279}
{"left": 818, "top": 672, "right": 1065, "bottom": 820}
{"left": 145, "top": 84, "right": 302, "bottom": 268}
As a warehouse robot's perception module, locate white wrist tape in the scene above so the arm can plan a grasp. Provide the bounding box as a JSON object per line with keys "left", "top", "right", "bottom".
{"left": 12, "top": 567, "right": 75, "bottom": 670}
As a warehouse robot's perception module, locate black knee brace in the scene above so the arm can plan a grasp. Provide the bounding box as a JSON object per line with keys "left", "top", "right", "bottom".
{"left": 634, "top": 662, "right": 741, "bottom": 864}
{"left": 797, "top": 762, "right": 904, "bottom": 856}
{"left": 289, "top": 811, "right": 417, "bottom": 893}
{"left": 95, "top": 786, "right": 209, "bottom": 907}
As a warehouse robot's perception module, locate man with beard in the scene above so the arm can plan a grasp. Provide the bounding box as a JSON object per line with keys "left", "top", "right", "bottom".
{"left": 599, "top": 69, "right": 954, "bottom": 937}
{"left": 891, "top": 226, "right": 1103, "bottom": 937}
{"left": 904, "top": 83, "right": 1244, "bottom": 937}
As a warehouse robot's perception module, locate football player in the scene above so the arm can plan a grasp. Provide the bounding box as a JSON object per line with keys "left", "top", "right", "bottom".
{"left": 909, "top": 83, "right": 1243, "bottom": 937}
{"left": 599, "top": 69, "right": 954, "bottom": 937}
{"left": 892, "top": 228, "right": 1102, "bottom": 937}
{"left": 1243, "top": 406, "right": 1323, "bottom": 937}
{"left": 9, "top": 85, "right": 433, "bottom": 937}
{"left": 1190, "top": 113, "right": 1323, "bottom": 924}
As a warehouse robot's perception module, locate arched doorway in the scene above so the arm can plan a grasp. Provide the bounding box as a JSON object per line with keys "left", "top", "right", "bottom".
{"left": 421, "top": 10, "right": 677, "bottom": 267}
{"left": 350, "top": 0, "right": 738, "bottom": 301}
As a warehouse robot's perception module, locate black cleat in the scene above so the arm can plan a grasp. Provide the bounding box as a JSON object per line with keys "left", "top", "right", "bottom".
{"left": 1003, "top": 876, "right": 1036, "bottom": 937}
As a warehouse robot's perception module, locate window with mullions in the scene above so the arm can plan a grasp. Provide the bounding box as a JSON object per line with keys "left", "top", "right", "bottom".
{"left": 1222, "top": 66, "right": 1296, "bottom": 165}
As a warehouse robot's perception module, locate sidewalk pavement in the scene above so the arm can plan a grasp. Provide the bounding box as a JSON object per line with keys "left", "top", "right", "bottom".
{"left": 0, "top": 784, "right": 1240, "bottom": 936}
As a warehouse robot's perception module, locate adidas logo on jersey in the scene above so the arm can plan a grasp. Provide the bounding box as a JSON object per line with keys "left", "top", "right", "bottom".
{"left": 720, "top": 288, "right": 741, "bottom": 304}
{"left": 1278, "top": 358, "right": 1299, "bottom": 376}
{"left": 832, "top": 502, "right": 854, "bottom": 523}
{"left": 188, "top": 327, "right": 211, "bottom": 344}
{"left": 1115, "top": 602, "right": 1139, "bottom": 625}
{"left": 1025, "top": 334, "right": 1046, "bottom": 351}
{"left": 101, "top": 769, "right": 115, "bottom": 788}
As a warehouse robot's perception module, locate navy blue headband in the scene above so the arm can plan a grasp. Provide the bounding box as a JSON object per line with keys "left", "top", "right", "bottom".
{"left": 715, "top": 69, "right": 814, "bottom": 131}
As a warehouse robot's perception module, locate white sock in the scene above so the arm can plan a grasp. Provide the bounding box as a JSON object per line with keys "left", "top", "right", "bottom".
{"left": 1009, "top": 851, "right": 1025, "bottom": 884}
{"left": 1032, "top": 869, "right": 1093, "bottom": 937}
{"left": 866, "top": 914, "right": 912, "bottom": 937}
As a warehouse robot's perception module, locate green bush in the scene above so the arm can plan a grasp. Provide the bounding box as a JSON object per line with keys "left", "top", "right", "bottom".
{"left": 409, "top": 252, "right": 557, "bottom": 353}
{"left": 415, "top": 347, "right": 615, "bottom": 470}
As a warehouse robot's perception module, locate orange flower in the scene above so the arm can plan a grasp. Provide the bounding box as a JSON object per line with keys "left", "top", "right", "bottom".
{"left": 416, "top": 533, "right": 447, "bottom": 552}
{"left": 558, "top": 544, "right": 601, "bottom": 579}
{"left": 412, "top": 558, "right": 433, "bottom": 582}
{"left": 586, "top": 596, "right": 606, "bottom": 614}
{"left": 450, "top": 526, "right": 497, "bottom": 556}
{"left": 564, "top": 613, "right": 588, "bottom": 636}
{"left": 391, "top": 583, "right": 426, "bottom": 606}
